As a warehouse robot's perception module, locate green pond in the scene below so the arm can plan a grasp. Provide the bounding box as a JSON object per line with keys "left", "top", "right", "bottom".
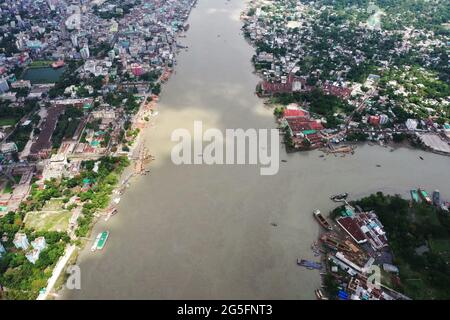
{"left": 22, "top": 66, "right": 66, "bottom": 84}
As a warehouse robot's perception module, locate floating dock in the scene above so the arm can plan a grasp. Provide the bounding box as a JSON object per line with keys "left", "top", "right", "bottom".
{"left": 297, "top": 258, "right": 322, "bottom": 270}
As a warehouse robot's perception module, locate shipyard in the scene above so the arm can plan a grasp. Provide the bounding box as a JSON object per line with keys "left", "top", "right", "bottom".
{"left": 306, "top": 189, "right": 449, "bottom": 300}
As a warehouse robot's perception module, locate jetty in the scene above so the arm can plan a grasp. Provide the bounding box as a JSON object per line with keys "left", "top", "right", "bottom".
{"left": 297, "top": 258, "right": 322, "bottom": 270}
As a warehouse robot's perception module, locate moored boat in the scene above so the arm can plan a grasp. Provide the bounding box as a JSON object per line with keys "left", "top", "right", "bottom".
{"left": 91, "top": 231, "right": 109, "bottom": 251}
{"left": 410, "top": 189, "right": 419, "bottom": 202}
{"left": 330, "top": 193, "right": 348, "bottom": 202}
{"left": 419, "top": 188, "right": 432, "bottom": 204}
{"left": 313, "top": 209, "right": 332, "bottom": 231}
{"left": 432, "top": 190, "right": 440, "bottom": 206}
{"left": 97, "top": 231, "right": 109, "bottom": 250}
{"left": 104, "top": 207, "right": 118, "bottom": 221}
{"left": 315, "top": 289, "right": 328, "bottom": 300}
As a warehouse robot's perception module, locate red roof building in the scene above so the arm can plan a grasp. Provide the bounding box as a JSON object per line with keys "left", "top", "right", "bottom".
{"left": 310, "top": 121, "right": 324, "bottom": 131}
{"left": 260, "top": 74, "right": 313, "bottom": 96}
{"left": 285, "top": 117, "right": 324, "bottom": 132}
{"left": 283, "top": 109, "right": 308, "bottom": 118}
{"left": 130, "top": 63, "right": 144, "bottom": 77}
{"left": 323, "top": 83, "right": 352, "bottom": 99}
{"left": 337, "top": 216, "right": 367, "bottom": 244}
{"left": 368, "top": 115, "right": 380, "bottom": 125}
{"left": 285, "top": 117, "right": 314, "bottom": 132}
{"left": 306, "top": 133, "right": 323, "bottom": 144}
{"left": 29, "top": 105, "right": 66, "bottom": 160}
{"left": 337, "top": 212, "right": 388, "bottom": 250}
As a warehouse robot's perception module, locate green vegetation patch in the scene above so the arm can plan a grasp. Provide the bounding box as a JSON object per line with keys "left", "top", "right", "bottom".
{"left": 0, "top": 210, "right": 70, "bottom": 299}
{"left": 0, "top": 118, "right": 18, "bottom": 126}
{"left": 24, "top": 210, "right": 71, "bottom": 232}
{"left": 271, "top": 89, "right": 354, "bottom": 128}
{"left": 41, "top": 199, "right": 64, "bottom": 211}
{"left": 28, "top": 60, "right": 52, "bottom": 68}
{"left": 2, "top": 181, "right": 14, "bottom": 194}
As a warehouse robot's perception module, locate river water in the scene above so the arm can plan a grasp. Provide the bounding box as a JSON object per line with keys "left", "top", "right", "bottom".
{"left": 63, "top": 0, "right": 450, "bottom": 299}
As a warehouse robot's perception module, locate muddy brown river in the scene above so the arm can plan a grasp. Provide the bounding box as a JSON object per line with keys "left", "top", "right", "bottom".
{"left": 63, "top": 0, "right": 450, "bottom": 299}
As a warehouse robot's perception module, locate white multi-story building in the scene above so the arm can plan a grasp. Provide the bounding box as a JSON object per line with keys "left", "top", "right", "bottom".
{"left": 80, "top": 44, "right": 90, "bottom": 60}
{"left": 379, "top": 114, "right": 389, "bottom": 125}
{"left": 13, "top": 233, "right": 29, "bottom": 250}
{"left": 0, "top": 242, "right": 5, "bottom": 258}
{"left": 0, "top": 142, "right": 18, "bottom": 155}
{"left": 71, "top": 34, "right": 78, "bottom": 47}
{"left": 11, "top": 80, "right": 31, "bottom": 89}
{"left": 108, "top": 49, "right": 116, "bottom": 60}
{"left": 0, "top": 78, "right": 9, "bottom": 93}
{"left": 25, "top": 248, "right": 40, "bottom": 264}
{"left": 31, "top": 237, "right": 47, "bottom": 251}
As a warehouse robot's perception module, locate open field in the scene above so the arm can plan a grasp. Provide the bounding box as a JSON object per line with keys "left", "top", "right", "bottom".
{"left": 28, "top": 60, "right": 53, "bottom": 68}
{"left": 42, "top": 198, "right": 65, "bottom": 211}
{"left": 0, "top": 118, "right": 18, "bottom": 126}
{"left": 25, "top": 210, "right": 71, "bottom": 232}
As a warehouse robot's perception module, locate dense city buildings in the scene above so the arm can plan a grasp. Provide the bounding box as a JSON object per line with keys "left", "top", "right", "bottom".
{"left": 0, "top": 0, "right": 196, "bottom": 299}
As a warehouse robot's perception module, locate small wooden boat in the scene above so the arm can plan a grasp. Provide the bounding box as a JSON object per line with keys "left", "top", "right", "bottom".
{"left": 330, "top": 193, "right": 348, "bottom": 201}
{"left": 315, "top": 289, "right": 328, "bottom": 300}
{"left": 419, "top": 188, "right": 432, "bottom": 204}
{"left": 313, "top": 209, "right": 332, "bottom": 231}
{"left": 104, "top": 207, "right": 118, "bottom": 221}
